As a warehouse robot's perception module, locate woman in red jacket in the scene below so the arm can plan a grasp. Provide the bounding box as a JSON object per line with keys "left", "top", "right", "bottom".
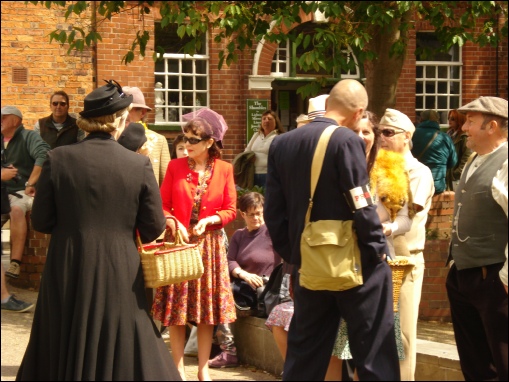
{"left": 152, "top": 109, "right": 237, "bottom": 381}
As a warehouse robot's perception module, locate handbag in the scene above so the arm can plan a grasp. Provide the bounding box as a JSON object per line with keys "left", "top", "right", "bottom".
{"left": 257, "top": 262, "right": 293, "bottom": 318}
{"left": 136, "top": 216, "right": 204, "bottom": 288}
{"left": 299, "top": 125, "right": 363, "bottom": 291}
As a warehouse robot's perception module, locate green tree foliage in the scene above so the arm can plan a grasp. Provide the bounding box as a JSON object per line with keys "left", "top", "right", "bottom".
{"left": 27, "top": 1, "right": 508, "bottom": 113}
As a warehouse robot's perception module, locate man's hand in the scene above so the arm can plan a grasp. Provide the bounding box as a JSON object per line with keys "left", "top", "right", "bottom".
{"left": 1, "top": 165, "right": 18, "bottom": 181}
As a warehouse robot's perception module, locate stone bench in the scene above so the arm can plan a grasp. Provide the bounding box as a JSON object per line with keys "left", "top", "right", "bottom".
{"left": 231, "top": 316, "right": 463, "bottom": 381}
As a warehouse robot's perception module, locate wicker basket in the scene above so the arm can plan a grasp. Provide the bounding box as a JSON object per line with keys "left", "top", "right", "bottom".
{"left": 387, "top": 258, "right": 413, "bottom": 312}
{"left": 136, "top": 219, "right": 204, "bottom": 288}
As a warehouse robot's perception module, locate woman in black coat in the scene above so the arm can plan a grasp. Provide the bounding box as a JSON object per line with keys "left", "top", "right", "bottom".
{"left": 16, "top": 81, "right": 181, "bottom": 381}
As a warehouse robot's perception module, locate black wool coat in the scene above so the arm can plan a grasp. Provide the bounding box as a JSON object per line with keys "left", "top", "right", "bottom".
{"left": 16, "top": 132, "right": 181, "bottom": 381}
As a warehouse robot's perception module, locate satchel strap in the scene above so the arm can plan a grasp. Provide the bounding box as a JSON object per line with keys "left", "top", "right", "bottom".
{"left": 415, "top": 131, "right": 438, "bottom": 161}
{"left": 305, "top": 125, "right": 340, "bottom": 224}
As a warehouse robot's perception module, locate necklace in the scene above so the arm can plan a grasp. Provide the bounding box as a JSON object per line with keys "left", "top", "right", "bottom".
{"left": 188, "top": 157, "right": 214, "bottom": 223}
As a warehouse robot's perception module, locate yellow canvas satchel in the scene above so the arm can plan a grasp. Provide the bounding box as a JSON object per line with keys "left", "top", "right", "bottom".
{"left": 299, "top": 125, "right": 363, "bottom": 291}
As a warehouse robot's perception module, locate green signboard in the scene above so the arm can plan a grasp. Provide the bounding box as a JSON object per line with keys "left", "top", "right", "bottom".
{"left": 246, "top": 99, "right": 269, "bottom": 144}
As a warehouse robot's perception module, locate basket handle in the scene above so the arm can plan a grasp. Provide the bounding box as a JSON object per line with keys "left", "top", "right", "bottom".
{"left": 165, "top": 215, "right": 187, "bottom": 246}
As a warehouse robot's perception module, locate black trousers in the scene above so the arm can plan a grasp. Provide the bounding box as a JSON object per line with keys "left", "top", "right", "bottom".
{"left": 446, "top": 263, "right": 508, "bottom": 381}
{"left": 283, "top": 261, "right": 400, "bottom": 381}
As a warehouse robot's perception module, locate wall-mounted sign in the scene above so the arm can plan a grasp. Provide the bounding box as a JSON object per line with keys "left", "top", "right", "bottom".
{"left": 246, "top": 99, "right": 269, "bottom": 144}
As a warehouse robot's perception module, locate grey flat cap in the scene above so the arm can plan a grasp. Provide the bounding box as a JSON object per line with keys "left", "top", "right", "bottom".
{"left": 1, "top": 106, "right": 23, "bottom": 119}
{"left": 458, "top": 96, "right": 508, "bottom": 119}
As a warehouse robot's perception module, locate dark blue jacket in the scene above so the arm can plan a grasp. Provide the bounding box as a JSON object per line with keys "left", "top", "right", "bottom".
{"left": 264, "top": 117, "right": 389, "bottom": 268}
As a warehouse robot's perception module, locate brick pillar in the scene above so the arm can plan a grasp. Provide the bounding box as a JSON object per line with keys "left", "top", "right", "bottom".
{"left": 8, "top": 212, "right": 49, "bottom": 291}
{"left": 419, "top": 191, "right": 455, "bottom": 322}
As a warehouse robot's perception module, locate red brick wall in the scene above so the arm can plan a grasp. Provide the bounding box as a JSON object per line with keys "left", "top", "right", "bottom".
{"left": 0, "top": 1, "right": 94, "bottom": 129}
{"left": 419, "top": 191, "right": 455, "bottom": 322}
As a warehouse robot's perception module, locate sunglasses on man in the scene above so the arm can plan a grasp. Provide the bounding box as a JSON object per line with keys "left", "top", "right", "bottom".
{"left": 51, "top": 101, "right": 67, "bottom": 107}
{"left": 183, "top": 136, "right": 208, "bottom": 145}
{"left": 380, "top": 128, "right": 406, "bottom": 138}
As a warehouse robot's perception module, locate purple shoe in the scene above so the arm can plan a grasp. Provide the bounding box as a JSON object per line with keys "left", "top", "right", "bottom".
{"left": 208, "top": 352, "right": 238, "bottom": 368}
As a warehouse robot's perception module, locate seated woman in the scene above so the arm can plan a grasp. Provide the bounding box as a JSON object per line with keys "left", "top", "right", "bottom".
{"left": 208, "top": 191, "right": 281, "bottom": 368}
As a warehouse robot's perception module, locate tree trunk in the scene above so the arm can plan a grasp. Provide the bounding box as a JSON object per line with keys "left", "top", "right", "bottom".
{"left": 364, "top": 12, "right": 411, "bottom": 118}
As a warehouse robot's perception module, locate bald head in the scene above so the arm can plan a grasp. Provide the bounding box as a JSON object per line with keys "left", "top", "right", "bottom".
{"left": 325, "top": 79, "right": 368, "bottom": 128}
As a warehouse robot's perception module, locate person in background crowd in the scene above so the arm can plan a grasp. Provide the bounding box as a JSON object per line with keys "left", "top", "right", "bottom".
{"left": 411, "top": 109, "right": 457, "bottom": 195}
{"left": 1, "top": 263, "right": 34, "bottom": 312}
{"left": 295, "top": 94, "right": 329, "bottom": 129}
{"left": 264, "top": 79, "right": 399, "bottom": 381}
{"left": 0, "top": 185, "right": 34, "bottom": 313}
{"left": 171, "top": 133, "right": 188, "bottom": 159}
{"left": 1, "top": 106, "right": 50, "bottom": 279}
{"left": 209, "top": 191, "right": 281, "bottom": 369}
{"left": 244, "top": 110, "right": 284, "bottom": 188}
{"left": 34, "top": 90, "right": 85, "bottom": 148}
{"left": 151, "top": 108, "right": 237, "bottom": 381}
{"left": 380, "top": 108, "right": 435, "bottom": 381}
{"left": 446, "top": 96, "right": 508, "bottom": 381}
{"left": 117, "top": 122, "right": 148, "bottom": 154}
{"left": 446, "top": 109, "right": 471, "bottom": 191}
{"left": 122, "top": 86, "right": 171, "bottom": 186}
{"left": 16, "top": 79, "right": 181, "bottom": 381}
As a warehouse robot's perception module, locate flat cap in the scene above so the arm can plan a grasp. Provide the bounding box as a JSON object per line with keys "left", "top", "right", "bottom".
{"left": 1, "top": 106, "right": 23, "bottom": 119}
{"left": 380, "top": 108, "right": 415, "bottom": 134}
{"left": 458, "top": 96, "right": 508, "bottom": 119}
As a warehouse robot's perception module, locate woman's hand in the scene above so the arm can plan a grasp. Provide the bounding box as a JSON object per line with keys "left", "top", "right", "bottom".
{"left": 192, "top": 218, "right": 209, "bottom": 236}
{"left": 166, "top": 217, "right": 189, "bottom": 243}
{"left": 239, "top": 271, "right": 265, "bottom": 289}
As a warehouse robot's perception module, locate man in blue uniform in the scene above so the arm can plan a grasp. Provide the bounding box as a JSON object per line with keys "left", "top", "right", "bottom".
{"left": 264, "top": 79, "right": 399, "bottom": 381}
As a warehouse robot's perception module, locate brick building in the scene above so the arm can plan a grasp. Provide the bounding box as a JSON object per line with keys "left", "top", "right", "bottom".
{"left": 1, "top": 1, "right": 507, "bottom": 320}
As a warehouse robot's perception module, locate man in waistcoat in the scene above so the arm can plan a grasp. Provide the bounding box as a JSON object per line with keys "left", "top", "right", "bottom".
{"left": 34, "top": 91, "right": 84, "bottom": 148}
{"left": 446, "top": 96, "right": 508, "bottom": 381}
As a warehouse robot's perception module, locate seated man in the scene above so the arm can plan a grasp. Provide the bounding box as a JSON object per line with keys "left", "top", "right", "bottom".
{"left": 1, "top": 106, "right": 50, "bottom": 278}
{"left": 34, "top": 90, "right": 84, "bottom": 148}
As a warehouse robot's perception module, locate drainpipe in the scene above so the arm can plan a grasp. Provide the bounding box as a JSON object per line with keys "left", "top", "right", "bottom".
{"left": 91, "top": 1, "right": 98, "bottom": 88}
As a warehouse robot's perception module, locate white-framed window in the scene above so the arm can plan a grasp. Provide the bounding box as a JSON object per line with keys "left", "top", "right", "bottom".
{"left": 271, "top": 40, "right": 290, "bottom": 77}
{"left": 270, "top": 22, "right": 360, "bottom": 80}
{"left": 416, "top": 32, "right": 462, "bottom": 125}
{"left": 154, "top": 23, "right": 209, "bottom": 126}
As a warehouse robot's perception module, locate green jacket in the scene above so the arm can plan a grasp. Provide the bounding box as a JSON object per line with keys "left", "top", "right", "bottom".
{"left": 1, "top": 124, "right": 50, "bottom": 192}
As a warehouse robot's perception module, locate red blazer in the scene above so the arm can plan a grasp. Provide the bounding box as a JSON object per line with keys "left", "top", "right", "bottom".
{"left": 160, "top": 157, "right": 237, "bottom": 230}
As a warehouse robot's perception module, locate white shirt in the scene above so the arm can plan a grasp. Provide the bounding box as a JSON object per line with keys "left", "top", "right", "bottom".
{"left": 245, "top": 130, "right": 278, "bottom": 174}
{"left": 463, "top": 142, "right": 508, "bottom": 286}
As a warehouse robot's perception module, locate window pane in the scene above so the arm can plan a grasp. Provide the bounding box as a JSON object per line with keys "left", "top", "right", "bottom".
{"left": 271, "top": 62, "right": 277, "bottom": 72}
{"left": 169, "top": 92, "right": 180, "bottom": 105}
{"left": 416, "top": 97, "right": 423, "bottom": 109}
{"left": 425, "top": 96, "right": 436, "bottom": 109}
{"left": 416, "top": 66, "right": 423, "bottom": 78}
{"left": 182, "top": 76, "right": 193, "bottom": 90}
{"left": 169, "top": 76, "right": 179, "bottom": 90}
{"left": 425, "top": 81, "right": 436, "bottom": 93}
{"left": 437, "top": 96, "right": 448, "bottom": 110}
{"left": 437, "top": 82, "right": 448, "bottom": 93}
{"left": 168, "top": 60, "right": 179, "bottom": 73}
{"left": 450, "top": 81, "right": 460, "bottom": 94}
{"left": 451, "top": 66, "right": 460, "bottom": 79}
{"left": 196, "top": 60, "right": 207, "bottom": 74}
{"left": 438, "top": 66, "right": 448, "bottom": 79}
{"left": 450, "top": 97, "right": 460, "bottom": 109}
{"left": 196, "top": 77, "right": 207, "bottom": 91}
{"left": 416, "top": 81, "right": 423, "bottom": 94}
{"left": 426, "top": 66, "right": 436, "bottom": 78}
{"left": 182, "top": 60, "right": 192, "bottom": 74}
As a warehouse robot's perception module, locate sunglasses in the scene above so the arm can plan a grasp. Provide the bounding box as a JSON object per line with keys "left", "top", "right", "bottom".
{"left": 380, "top": 128, "right": 405, "bottom": 138}
{"left": 52, "top": 101, "right": 67, "bottom": 107}
{"left": 183, "top": 136, "right": 207, "bottom": 145}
